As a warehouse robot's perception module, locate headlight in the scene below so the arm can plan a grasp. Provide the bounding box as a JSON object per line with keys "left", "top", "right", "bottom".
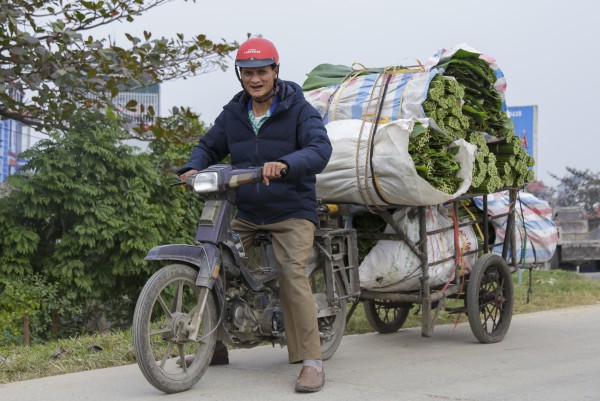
{"left": 191, "top": 172, "right": 219, "bottom": 193}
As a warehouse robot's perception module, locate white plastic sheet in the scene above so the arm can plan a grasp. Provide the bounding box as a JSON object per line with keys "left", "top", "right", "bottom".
{"left": 359, "top": 206, "right": 479, "bottom": 292}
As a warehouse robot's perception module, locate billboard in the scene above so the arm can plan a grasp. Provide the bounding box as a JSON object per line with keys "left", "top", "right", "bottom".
{"left": 508, "top": 105, "right": 538, "bottom": 176}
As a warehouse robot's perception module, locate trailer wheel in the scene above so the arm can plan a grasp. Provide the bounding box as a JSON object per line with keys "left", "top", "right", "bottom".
{"left": 466, "top": 254, "right": 514, "bottom": 344}
{"left": 363, "top": 300, "right": 412, "bottom": 333}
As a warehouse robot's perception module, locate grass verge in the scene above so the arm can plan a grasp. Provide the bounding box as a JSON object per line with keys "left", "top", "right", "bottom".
{"left": 1, "top": 269, "right": 599, "bottom": 384}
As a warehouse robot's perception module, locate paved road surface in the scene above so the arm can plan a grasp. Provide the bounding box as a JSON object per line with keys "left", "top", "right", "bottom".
{"left": 1, "top": 305, "right": 599, "bottom": 401}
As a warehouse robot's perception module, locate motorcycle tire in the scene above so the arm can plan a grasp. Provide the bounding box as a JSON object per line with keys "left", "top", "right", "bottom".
{"left": 309, "top": 267, "right": 346, "bottom": 360}
{"left": 132, "top": 264, "right": 218, "bottom": 393}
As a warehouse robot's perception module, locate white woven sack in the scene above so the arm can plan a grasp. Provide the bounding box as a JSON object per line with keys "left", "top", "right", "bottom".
{"left": 359, "top": 206, "right": 479, "bottom": 292}
{"left": 316, "top": 118, "right": 476, "bottom": 206}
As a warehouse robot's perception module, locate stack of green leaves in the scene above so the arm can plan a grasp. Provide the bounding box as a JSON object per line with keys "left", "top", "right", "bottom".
{"left": 302, "top": 58, "right": 536, "bottom": 196}
{"left": 408, "top": 122, "right": 463, "bottom": 194}
{"left": 422, "top": 74, "right": 470, "bottom": 139}
{"left": 430, "top": 48, "right": 536, "bottom": 191}
{"left": 488, "top": 134, "right": 536, "bottom": 187}
{"left": 466, "top": 132, "right": 496, "bottom": 190}
{"left": 465, "top": 131, "right": 536, "bottom": 192}
{"left": 435, "top": 49, "right": 514, "bottom": 140}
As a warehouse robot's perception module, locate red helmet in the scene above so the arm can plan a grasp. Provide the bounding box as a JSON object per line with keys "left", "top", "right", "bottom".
{"left": 235, "top": 38, "right": 279, "bottom": 68}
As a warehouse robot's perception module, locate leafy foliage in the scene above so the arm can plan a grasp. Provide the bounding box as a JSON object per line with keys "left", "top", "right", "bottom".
{"left": 0, "top": 275, "right": 75, "bottom": 345}
{"left": 0, "top": 0, "right": 237, "bottom": 134}
{"left": 0, "top": 111, "right": 204, "bottom": 340}
{"left": 149, "top": 106, "right": 211, "bottom": 172}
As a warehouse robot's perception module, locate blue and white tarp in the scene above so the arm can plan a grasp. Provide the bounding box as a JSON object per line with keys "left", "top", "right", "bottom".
{"left": 473, "top": 191, "right": 558, "bottom": 265}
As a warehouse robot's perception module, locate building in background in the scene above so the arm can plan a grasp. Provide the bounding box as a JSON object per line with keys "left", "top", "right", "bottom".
{"left": 114, "top": 84, "right": 161, "bottom": 152}
{"left": 114, "top": 84, "right": 161, "bottom": 129}
{"left": 0, "top": 119, "right": 40, "bottom": 182}
{"left": 0, "top": 84, "right": 161, "bottom": 182}
{"left": 0, "top": 88, "right": 31, "bottom": 182}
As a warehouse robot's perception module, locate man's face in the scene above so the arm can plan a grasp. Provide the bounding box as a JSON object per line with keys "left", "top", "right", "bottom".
{"left": 240, "top": 65, "right": 278, "bottom": 100}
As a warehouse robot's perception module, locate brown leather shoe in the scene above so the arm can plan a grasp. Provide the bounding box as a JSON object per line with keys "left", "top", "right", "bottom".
{"left": 295, "top": 365, "right": 325, "bottom": 393}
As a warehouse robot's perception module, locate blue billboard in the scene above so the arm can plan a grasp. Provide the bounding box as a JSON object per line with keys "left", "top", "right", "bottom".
{"left": 508, "top": 105, "right": 538, "bottom": 175}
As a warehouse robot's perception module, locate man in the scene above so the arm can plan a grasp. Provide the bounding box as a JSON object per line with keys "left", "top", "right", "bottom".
{"left": 178, "top": 37, "right": 332, "bottom": 393}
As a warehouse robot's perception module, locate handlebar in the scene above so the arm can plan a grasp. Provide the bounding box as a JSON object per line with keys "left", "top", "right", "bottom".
{"left": 226, "top": 167, "right": 264, "bottom": 188}
{"left": 226, "top": 166, "right": 287, "bottom": 188}
{"left": 171, "top": 165, "right": 287, "bottom": 190}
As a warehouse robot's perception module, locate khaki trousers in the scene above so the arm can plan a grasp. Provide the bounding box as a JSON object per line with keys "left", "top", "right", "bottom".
{"left": 230, "top": 218, "right": 322, "bottom": 363}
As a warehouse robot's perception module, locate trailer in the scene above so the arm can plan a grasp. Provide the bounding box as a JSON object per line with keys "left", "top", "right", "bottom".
{"left": 321, "top": 189, "right": 519, "bottom": 343}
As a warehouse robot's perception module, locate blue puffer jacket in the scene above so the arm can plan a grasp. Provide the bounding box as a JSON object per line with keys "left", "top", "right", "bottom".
{"left": 178, "top": 80, "right": 332, "bottom": 225}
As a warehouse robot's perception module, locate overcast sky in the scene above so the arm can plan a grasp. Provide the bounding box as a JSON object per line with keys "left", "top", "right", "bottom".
{"left": 99, "top": 0, "right": 599, "bottom": 186}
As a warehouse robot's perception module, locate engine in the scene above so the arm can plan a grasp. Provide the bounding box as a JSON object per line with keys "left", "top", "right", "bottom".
{"left": 225, "top": 284, "right": 285, "bottom": 344}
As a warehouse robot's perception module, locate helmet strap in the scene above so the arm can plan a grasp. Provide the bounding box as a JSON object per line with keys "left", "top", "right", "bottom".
{"left": 253, "top": 90, "right": 275, "bottom": 104}
{"left": 235, "top": 66, "right": 243, "bottom": 87}
{"left": 254, "top": 80, "right": 280, "bottom": 103}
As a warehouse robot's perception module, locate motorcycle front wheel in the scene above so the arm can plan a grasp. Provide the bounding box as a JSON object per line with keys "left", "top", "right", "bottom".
{"left": 132, "top": 264, "right": 218, "bottom": 393}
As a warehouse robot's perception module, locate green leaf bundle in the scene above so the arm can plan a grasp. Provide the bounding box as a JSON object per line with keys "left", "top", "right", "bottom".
{"left": 423, "top": 74, "right": 470, "bottom": 139}
{"left": 436, "top": 49, "right": 514, "bottom": 140}
{"left": 487, "top": 135, "right": 536, "bottom": 187}
{"left": 408, "top": 123, "right": 463, "bottom": 194}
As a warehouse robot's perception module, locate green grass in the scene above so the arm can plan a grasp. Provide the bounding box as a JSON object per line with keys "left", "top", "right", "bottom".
{"left": 0, "top": 330, "right": 135, "bottom": 384}
{"left": 1, "top": 269, "right": 599, "bottom": 384}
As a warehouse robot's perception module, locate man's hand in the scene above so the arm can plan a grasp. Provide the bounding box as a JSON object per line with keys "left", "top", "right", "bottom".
{"left": 180, "top": 169, "right": 199, "bottom": 182}
{"left": 262, "top": 162, "right": 288, "bottom": 186}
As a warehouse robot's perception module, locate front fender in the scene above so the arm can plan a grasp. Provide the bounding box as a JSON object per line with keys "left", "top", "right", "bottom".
{"left": 145, "top": 244, "right": 221, "bottom": 288}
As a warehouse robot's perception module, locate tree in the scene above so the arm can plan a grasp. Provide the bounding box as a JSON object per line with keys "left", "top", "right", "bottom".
{"left": 550, "top": 167, "right": 600, "bottom": 216}
{"left": 0, "top": 110, "right": 204, "bottom": 339}
{"left": 0, "top": 0, "right": 237, "bottom": 135}
{"left": 149, "top": 106, "right": 212, "bottom": 171}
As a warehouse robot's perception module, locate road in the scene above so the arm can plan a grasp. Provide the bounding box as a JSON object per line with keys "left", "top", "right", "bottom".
{"left": 1, "top": 304, "right": 599, "bottom": 401}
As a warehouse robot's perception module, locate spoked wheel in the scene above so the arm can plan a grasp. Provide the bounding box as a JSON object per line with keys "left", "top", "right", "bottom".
{"left": 466, "top": 254, "right": 514, "bottom": 344}
{"left": 363, "top": 300, "right": 412, "bottom": 333}
{"left": 132, "top": 264, "right": 218, "bottom": 393}
{"left": 309, "top": 267, "right": 346, "bottom": 360}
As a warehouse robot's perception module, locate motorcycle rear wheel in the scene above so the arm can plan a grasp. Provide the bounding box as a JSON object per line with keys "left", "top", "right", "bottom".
{"left": 132, "top": 264, "right": 218, "bottom": 393}
{"left": 309, "top": 267, "right": 346, "bottom": 360}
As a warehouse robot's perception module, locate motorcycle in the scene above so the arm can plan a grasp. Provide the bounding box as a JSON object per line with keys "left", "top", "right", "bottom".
{"left": 132, "top": 165, "right": 360, "bottom": 393}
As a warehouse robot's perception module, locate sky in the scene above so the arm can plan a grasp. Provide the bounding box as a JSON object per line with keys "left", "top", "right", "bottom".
{"left": 96, "top": 0, "right": 599, "bottom": 187}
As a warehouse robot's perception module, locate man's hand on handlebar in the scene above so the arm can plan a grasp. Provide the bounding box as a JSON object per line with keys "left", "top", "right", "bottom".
{"left": 262, "top": 162, "right": 288, "bottom": 186}
{"left": 180, "top": 169, "right": 199, "bottom": 182}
